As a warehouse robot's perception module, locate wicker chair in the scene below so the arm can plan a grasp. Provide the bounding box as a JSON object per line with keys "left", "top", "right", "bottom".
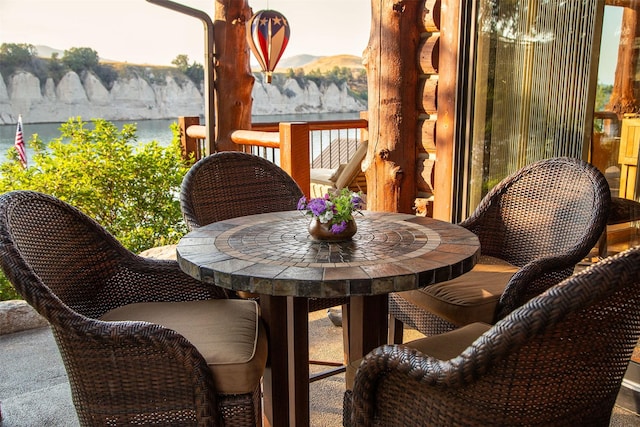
{"left": 0, "top": 190, "right": 267, "bottom": 427}
{"left": 180, "top": 151, "right": 350, "bottom": 379}
{"left": 345, "top": 245, "right": 640, "bottom": 426}
{"left": 389, "top": 157, "right": 610, "bottom": 341}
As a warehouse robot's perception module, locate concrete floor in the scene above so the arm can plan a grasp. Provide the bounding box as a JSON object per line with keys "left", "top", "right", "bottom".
{"left": 1, "top": 310, "right": 640, "bottom": 426}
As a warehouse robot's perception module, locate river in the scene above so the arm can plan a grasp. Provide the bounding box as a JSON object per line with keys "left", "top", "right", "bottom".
{"left": 0, "top": 112, "right": 361, "bottom": 165}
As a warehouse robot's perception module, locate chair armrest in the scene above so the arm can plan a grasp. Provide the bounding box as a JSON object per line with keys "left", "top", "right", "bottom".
{"left": 495, "top": 255, "right": 577, "bottom": 320}
{"left": 53, "top": 318, "right": 220, "bottom": 423}
{"left": 348, "top": 344, "right": 471, "bottom": 426}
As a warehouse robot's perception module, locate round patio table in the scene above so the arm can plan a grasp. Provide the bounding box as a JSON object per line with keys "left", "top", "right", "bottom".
{"left": 177, "top": 210, "right": 480, "bottom": 427}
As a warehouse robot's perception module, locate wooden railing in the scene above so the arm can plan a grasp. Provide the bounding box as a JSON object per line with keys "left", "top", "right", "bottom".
{"left": 179, "top": 116, "right": 369, "bottom": 198}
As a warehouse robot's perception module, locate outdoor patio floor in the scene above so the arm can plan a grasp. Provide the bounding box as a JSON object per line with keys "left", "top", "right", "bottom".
{"left": 1, "top": 309, "right": 640, "bottom": 426}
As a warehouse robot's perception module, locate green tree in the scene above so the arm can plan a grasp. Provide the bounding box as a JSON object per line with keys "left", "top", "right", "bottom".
{"left": 0, "top": 117, "right": 194, "bottom": 301}
{"left": 595, "top": 84, "right": 613, "bottom": 113}
{"left": 172, "top": 54, "right": 190, "bottom": 72}
{"left": 0, "top": 43, "right": 36, "bottom": 79}
{"left": 48, "top": 52, "right": 67, "bottom": 83}
{"left": 62, "top": 47, "right": 99, "bottom": 74}
{"left": 172, "top": 54, "right": 204, "bottom": 87}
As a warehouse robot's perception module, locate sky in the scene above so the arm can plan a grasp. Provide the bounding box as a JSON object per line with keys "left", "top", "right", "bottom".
{"left": 598, "top": 6, "right": 622, "bottom": 86}
{"left": 0, "top": 0, "right": 372, "bottom": 66}
{"left": 0, "top": 0, "right": 622, "bottom": 83}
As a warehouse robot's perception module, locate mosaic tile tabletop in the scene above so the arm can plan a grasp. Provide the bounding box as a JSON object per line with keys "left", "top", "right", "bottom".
{"left": 177, "top": 210, "right": 480, "bottom": 297}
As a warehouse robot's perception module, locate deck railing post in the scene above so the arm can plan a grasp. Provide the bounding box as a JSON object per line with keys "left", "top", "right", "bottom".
{"left": 279, "top": 122, "right": 311, "bottom": 198}
{"left": 179, "top": 116, "right": 202, "bottom": 161}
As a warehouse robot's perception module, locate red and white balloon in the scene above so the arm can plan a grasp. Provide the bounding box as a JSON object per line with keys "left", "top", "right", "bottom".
{"left": 246, "top": 9, "right": 290, "bottom": 83}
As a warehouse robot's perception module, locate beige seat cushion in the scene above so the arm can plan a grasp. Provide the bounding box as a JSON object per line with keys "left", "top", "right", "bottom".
{"left": 346, "top": 322, "right": 491, "bottom": 389}
{"left": 100, "top": 299, "right": 268, "bottom": 395}
{"left": 397, "top": 256, "right": 519, "bottom": 326}
{"left": 310, "top": 167, "right": 337, "bottom": 186}
{"left": 310, "top": 141, "right": 368, "bottom": 198}
{"left": 334, "top": 141, "right": 368, "bottom": 190}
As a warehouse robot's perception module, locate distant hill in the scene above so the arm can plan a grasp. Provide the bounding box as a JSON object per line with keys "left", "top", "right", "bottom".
{"left": 35, "top": 44, "right": 117, "bottom": 62}
{"left": 252, "top": 54, "right": 365, "bottom": 74}
{"left": 33, "top": 45, "right": 363, "bottom": 75}
{"left": 300, "top": 55, "right": 364, "bottom": 73}
{"left": 34, "top": 45, "right": 64, "bottom": 58}
{"left": 277, "top": 54, "right": 321, "bottom": 69}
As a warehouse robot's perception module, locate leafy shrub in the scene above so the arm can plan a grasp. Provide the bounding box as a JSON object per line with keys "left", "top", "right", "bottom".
{"left": 0, "top": 118, "right": 194, "bottom": 301}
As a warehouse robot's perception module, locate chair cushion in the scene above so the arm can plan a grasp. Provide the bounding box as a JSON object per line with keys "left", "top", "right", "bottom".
{"left": 334, "top": 141, "right": 368, "bottom": 190}
{"left": 330, "top": 163, "right": 347, "bottom": 183}
{"left": 397, "top": 256, "right": 519, "bottom": 326}
{"left": 405, "top": 322, "right": 492, "bottom": 359}
{"left": 100, "top": 299, "right": 267, "bottom": 395}
{"left": 345, "top": 322, "right": 491, "bottom": 389}
{"left": 310, "top": 168, "right": 337, "bottom": 185}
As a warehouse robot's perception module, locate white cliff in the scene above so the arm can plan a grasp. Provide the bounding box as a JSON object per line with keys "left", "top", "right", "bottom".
{"left": 0, "top": 70, "right": 366, "bottom": 125}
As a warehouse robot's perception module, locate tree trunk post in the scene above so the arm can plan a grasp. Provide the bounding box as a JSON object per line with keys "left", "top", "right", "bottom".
{"left": 606, "top": 4, "right": 640, "bottom": 117}
{"left": 214, "top": 0, "right": 255, "bottom": 152}
{"left": 363, "top": 0, "right": 420, "bottom": 213}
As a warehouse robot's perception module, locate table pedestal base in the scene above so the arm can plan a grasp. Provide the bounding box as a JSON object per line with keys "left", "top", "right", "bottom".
{"left": 261, "top": 294, "right": 388, "bottom": 427}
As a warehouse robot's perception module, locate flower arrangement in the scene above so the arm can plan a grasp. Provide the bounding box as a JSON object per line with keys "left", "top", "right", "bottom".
{"left": 297, "top": 188, "right": 365, "bottom": 234}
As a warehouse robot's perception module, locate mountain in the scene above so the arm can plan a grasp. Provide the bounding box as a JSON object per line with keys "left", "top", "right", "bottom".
{"left": 277, "top": 54, "right": 321, "bottom": 69}
{"left": 34, "top": 45, "right": 117, "bottom": 63}
{"left": 34, "top": 46, "right": 363, "bottom": 74}
{"left": 300, "top": 55, "right": 365, "bottom": 73}
{"left": 253, "top": 54, "right": 365, "bottom": 75}
{"left": 34, "top": 45, "right": 64, "bottom": 59}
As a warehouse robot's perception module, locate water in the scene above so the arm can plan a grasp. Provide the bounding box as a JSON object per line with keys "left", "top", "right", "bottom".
{"left": 0, "top": 112, "right": 361, "bottom": 165}
{"left": 0, "top": 119, "right": 177, "bottom": 165}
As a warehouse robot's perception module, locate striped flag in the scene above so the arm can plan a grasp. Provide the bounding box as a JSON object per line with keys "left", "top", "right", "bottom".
{"left": 14, "top": 115, "right": 27, "bottom": 168}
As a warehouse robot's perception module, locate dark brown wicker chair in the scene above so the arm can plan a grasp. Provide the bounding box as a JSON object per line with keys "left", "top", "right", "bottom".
{"left": 389, "top": 157, "right": 611, "bottom": 341}
{"left": 0, "top": 190, "right": 267, "bottom": 427}
{"left": 345, "top": 244, "right": 640, "bottom": 427}
{"left": 180, "top": 151, "right": 350, "bottom": 379}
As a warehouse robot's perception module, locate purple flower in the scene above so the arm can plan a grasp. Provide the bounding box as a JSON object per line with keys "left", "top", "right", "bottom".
{"left": 331, "top": 220, "right": 348, "bottom": 234}
{"left": 308, "top": 198, "right": 328, "bottom": 216}
{"left": 297, "top": 196, "right": 307, "bottom": 210}
{"left": 351, "top": 194, "right": 364, "bottom": 209}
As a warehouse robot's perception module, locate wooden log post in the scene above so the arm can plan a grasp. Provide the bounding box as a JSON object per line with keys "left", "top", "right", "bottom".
{"left": 214, "top": 0, "right": 255, "bottom": 152}
{"left": 279, "top": 122, "right": 311, "bottom": 198}
{"left": 179, "top": 116, "right": 203, "bottom": 160}
{"left": 364, "top": 0, "right": 420, "bottom": 213}
{"left": 433, "top": 0, "right": 459, "bottom": 221}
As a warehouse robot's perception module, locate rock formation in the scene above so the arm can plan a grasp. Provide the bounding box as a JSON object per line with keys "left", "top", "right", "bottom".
{"left": 0, "top": 70, "right": 367, "bottom": 125}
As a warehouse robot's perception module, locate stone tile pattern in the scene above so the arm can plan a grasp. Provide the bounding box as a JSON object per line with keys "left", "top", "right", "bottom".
{"left": 177, "top": 210, "right": 480, "bottom": 298}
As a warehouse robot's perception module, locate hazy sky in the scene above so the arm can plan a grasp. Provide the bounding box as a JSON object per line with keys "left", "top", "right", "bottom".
{"left": 0, "top": 0, "right": 372, "bottom": 66}
{"left": 0, "top": 0, "right": 621, "bottom": 84}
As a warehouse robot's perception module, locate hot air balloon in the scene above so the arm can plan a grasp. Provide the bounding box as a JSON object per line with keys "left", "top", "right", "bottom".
{"left": 246, "top": 9, "right": 290, "bottom": 83}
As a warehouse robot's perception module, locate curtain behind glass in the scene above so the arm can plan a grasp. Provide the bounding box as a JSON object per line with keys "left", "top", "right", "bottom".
{"left": 467, "top": 0, "right": 603, "bottom": 210}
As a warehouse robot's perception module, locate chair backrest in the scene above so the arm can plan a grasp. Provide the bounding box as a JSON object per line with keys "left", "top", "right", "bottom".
{"left": 0, "top": 190, "right": 135, "bottom": 321}
{"left": 180, "top": 151, "right": 304, "bottom": 230}
{"left": 456, "top": 245, "right": 640, "bottom": 424}
{"left": 351, "top": 245, "right": 640, "bottom": 426}
{"left": 0, "top": 191, "right": 232, "bottom": 425}
{"left": 462, "top": 157, "right": 610, "bottom": 317}
{"left": 332, "top": 140, "right": 368, "bottom": 191}
{"left": 461, "top": 157, "right": 610, "bottom": 267}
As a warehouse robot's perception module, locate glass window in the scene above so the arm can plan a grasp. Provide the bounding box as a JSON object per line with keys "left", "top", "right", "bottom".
{"left": 465, "top": 0, "right": 602, "bottom": 213}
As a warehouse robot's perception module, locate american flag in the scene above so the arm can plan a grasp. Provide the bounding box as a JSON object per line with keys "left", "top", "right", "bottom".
{"left": 14, "top": 115, "right": 27, "bottom": 168}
